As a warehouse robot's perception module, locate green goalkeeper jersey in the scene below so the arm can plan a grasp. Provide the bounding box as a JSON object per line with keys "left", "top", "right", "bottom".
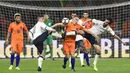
{"left": 44, "top": 19, "right": 54, "bottom": 27}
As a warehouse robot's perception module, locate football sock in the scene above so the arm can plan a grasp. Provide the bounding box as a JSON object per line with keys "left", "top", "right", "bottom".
{"left": 63, "top": 57, "right": 68, "bottom": 66}
{"left": 44, "top": 48, "right": 47, "bottom": 58}
{"left": 50, "top": 48, "right": 53, "bottom": 58}
{"left": 84, "top": 53, "right": 90, "bottom": 66}
{"left": 71, "top": 58, "right": 75, "bottom": 69}
{"left": 38, "top": 56, "right": 43, "bottom": 68}
{"left": 93, "top": 54, "right": 99, "bottom": 66}
{"left": 79, "top": 53, "right": 84, "bottom": 65}
{"left": 10, "top": 53, "right": 15, "bottom": 65}
{"left": 16, "top": 55, "right": 20, "bottom": 67}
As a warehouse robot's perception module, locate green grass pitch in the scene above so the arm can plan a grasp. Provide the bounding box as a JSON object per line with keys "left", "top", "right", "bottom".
{"left": 0, "top": 58, "right": 130, "bottom": 73}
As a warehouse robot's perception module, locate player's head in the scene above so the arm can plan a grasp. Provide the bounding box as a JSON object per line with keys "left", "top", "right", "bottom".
{"left": 83, "top": 12, "right": 89, "bottom": 18}
{"left": 71, "top": 13, "right": 77, "bottom": 19}
{"left": 72, "top": 16, "right": 79, "bottom": 24}
{"left": 44, "top": 14, "right": 49, "bottom": 21}
{"left": 104, "top": 17, "right": 114, "bottom": 26}
{"left": 14, "top": 13, "right": 21, "bottom": 24}
{"left": 38, "top": 16, "right": 44, "bottom": 22}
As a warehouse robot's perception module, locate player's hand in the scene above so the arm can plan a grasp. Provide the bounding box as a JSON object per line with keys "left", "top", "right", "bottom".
{"left": 5, "top": 39, "right": 9, "bottom": 45}
{"left": 52, "top": 29, "right": 56, "bottom": 32}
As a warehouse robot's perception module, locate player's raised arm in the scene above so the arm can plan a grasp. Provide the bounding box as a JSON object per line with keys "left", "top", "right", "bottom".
{"left": 113, "top": 34, "right": 126, "bottom": 45}
{"left": 51, "top": 17, "right": 69, "bottom": 28}
{"left": 51, "top": 23, "right": 64, "bottom": 28}
{"left": 108, "top": 27, "right": 126, "bottom": 45}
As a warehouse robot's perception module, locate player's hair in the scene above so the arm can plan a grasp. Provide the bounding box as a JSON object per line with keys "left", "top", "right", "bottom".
{"left": 71, "top": 12, "right": 77, "bottom": 15}
{"left": 106, "top": 17, "right": 114, "bottom": 24}
{"left": 37, "top": 16, "right": 44, "bottom": 21}
{"left": 83, "top": 12, "right": 89, "bottom": 14}
{"left": 14, "top": 13, "right": 21, "bottom": 18}
{"left": 74, "top": 15, "right": 79, "bottom": 18}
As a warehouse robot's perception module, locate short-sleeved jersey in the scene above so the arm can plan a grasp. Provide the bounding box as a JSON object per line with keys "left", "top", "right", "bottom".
{"left": 44, "top": 19, "right": 54, "bottom": 27}
{"left": 8, "top": 21, "right": 28, "bottom": 41}
{"left": 29, "top": 22, "right": 47, "bottom": 41}
{"left": 64, "top": 22, "right": 83, "bottom": 42}
{"left": 89, "top": 19, "right": 115, "bottom": 36}
{"left": 81, "top": 18, "right": 93, "bottom": 29}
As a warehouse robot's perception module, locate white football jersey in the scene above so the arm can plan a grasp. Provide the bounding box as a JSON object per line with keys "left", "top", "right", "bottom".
{"left": 29, "top": 22, "right": 47, "bottom": 41}
{"left": 89, "top": 19, "right": 115, "bottom": 36}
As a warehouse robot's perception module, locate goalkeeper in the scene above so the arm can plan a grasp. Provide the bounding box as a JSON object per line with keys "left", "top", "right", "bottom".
{"left": 43, "top": 14, "right": 54, "bottom": 60}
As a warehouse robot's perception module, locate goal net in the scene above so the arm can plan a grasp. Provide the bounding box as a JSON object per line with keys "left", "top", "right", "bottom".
{"left": 0, "top": 1, "right": 129, "bottom": 58}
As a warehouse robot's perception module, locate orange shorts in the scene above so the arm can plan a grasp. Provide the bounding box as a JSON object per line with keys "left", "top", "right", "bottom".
{"left": 63, "top": 41, "right": 75, "bottom": 55}
{"left": 11, "top": 41, "right": 24, "bottom": 53}
{"left": 83, "top": 39, "right": 92, "bottom": 49}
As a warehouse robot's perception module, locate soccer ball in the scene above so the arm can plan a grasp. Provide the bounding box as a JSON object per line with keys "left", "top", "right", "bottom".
{"left": 62, "top": 17, "right": 69, "bottom": 25}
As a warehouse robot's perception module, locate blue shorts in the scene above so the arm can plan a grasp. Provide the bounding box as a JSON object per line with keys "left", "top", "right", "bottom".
{"left": 83, "top": 31, "right": 98, "bottom": 45}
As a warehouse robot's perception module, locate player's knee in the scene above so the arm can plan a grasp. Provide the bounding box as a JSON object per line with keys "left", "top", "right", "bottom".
{"left": 71, "top": 55, "right": 75, "bottom": 58}
{"left": 11, "top": 50, "right": 15, "bottom": 54}
{"left": 70, "top": 53, "right": 75, "bottom": 58}
{"left": 95, "top": 49, "right": 101, "bottom": 55}
{"left": 16, "top": 53, "right": 20, "bottom": 56}
{"left": 65, "top": 55, "right": 70, "bottom": 59}
{"left": 44, "top": 45, "right": 47, "bottom": 49}
{"left": 49, "top": 45, "right": 53, "bottom": 49}
{"left": 96, "top": 52, "right": 100, "bottom": 55}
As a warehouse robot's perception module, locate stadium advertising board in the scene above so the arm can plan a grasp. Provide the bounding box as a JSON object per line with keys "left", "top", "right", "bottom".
{"left": 0, "top": 38, "right": 129, "bottom": 58}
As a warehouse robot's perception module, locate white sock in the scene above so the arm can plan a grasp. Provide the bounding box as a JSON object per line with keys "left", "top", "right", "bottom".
{"left": 93, "top": 54, "right": 99, "bottom": 66}
{"left": 38, "top": 56, "right": 43, "bottom": 68}
{"left": 79, "top": 53, "right": 84, "bottom": 65}
{"left": 69, "top": 57, "right": 71, "bottom": 65}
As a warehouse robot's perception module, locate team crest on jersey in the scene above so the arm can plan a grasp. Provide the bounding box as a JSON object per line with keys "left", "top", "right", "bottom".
{"left": 76, "top": 28, "right": 79, "bottom": 31}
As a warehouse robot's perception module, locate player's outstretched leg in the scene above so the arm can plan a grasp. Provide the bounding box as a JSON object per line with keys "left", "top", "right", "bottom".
{"left": 9, "top": 53, "right": 15, "bottom": 70}
{"left": 15, "top": 54, "right": 20, "bottom": 70}
{"left": 93, "top": 44, "right": 101, "bottom": 71}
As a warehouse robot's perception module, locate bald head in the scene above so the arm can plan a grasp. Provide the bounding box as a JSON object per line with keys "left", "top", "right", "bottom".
{"left": 44, "top": 14, "right": 49, "bottom": 21}
{"left": 38, "top": 17, "right": 44, "bottom": 22}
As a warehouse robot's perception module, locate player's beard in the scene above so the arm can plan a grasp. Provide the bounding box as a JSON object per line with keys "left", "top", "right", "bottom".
{"left": 16, "top": 20, "right": 20, "bottom": 24}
